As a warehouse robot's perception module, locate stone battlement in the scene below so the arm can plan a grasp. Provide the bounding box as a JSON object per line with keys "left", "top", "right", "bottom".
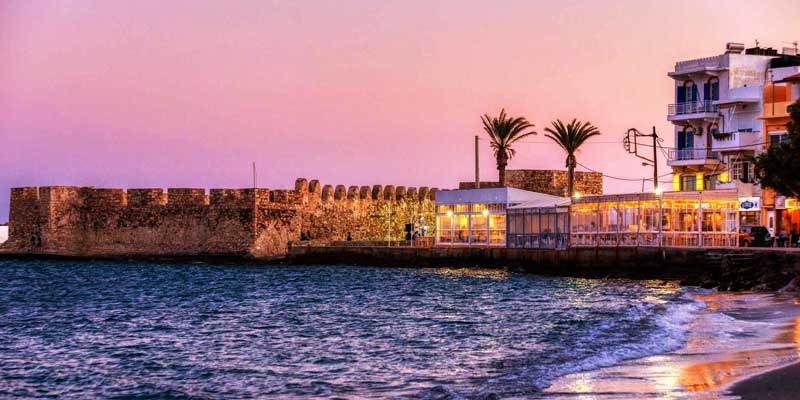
{"left": 10, "top": 178, "right": 437, "bottom": 210}
{"left": 3, "top": 178, "right": 439, "bottom": 258}
{"left": 459, "top": 169, "right": 603, "bottom": 197}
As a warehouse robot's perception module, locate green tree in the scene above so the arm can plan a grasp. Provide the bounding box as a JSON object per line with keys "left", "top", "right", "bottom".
{"left": 755, "top": 99, "right": 800, "bottom": 198}
{"left": 544, "top": 119, "right": 601, "bottom": 198}
{"left": 481, "top": 109, "right": 536, "bottom": 186}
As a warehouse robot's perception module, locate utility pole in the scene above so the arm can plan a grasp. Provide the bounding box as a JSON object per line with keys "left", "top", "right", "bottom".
{"left": 652, "top": 126, "right": 658, "bottom": 191}
{"left": 624, "top": 126, "right": 661, "bottom": 192}
{"left": 475, "top": 135, "right": 480, "bottom": 189}
{"left": 252, "top": 162, "right": 257, "bottom": 189}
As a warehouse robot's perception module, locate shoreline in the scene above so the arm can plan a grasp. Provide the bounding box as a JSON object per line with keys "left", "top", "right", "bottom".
{"left": 730, "top": 361, "right": 800, "bottom": 399}
{"left": 544, "top": 291, "right": 800, "bottom": 399}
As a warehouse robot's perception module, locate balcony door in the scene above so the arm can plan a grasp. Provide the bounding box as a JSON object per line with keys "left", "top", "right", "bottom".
{"left": 677, "top": 128, "right": 695, "bottom": 160}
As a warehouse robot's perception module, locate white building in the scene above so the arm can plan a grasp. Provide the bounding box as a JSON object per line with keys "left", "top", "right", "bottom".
{"left": 667, "top": 42, "right": 800, "bottom": 229}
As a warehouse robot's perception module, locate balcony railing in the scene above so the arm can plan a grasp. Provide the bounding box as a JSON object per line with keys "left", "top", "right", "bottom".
{"left": 668, "top": 101, "right": 718, "bottom": 116}
{"left": 668, "top": 148, "right": 719, "bottom": 161}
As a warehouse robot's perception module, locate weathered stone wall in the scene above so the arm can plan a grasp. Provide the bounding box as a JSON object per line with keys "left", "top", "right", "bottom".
{"left": 1, "top": 179, "right": 437, "bottom": 258}
{"left": 459, "top": 169, "right": 603, "bottom": 196}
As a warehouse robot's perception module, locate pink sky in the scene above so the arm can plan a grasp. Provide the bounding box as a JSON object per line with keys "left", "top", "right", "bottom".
{"left": 2, "top": 1, "right": 800, "bottom": 221}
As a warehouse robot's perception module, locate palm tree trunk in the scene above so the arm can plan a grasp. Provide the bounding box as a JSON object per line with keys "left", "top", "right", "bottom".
{"left": 497, "top": 152, "right": 508, "bottom": 187}
{"left": 566, "top": 154, "right": 576, "bottom": 197}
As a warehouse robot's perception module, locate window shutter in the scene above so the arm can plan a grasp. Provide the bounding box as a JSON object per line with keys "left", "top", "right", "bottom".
{"left": 703, "top": 83, "right": 710, "bottom": 101}
{"left": 677, "top": 85, "right": 685, "bottom": 103}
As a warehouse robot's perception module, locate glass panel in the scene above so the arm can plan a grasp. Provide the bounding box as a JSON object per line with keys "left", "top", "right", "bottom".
{"left": 436, "top": 204, "right": 452, "bottom": 213}
{"left": 436, "top": 215, "right": 452, "bottom": 243}
{"left": 453, "top": 214, "right": 469, "bottom": 243}
{"left": 471, "top": 203, "right": 487, "bottom": 212}
{"left": 488, "top": 203, "right": 506, "bottom": 212}
{"left": 488, "top": 214, "right": 506, "bottom": 244}
{"left": 454, "top": 204, "right": 470, "bottom": 213}
{"left": 470, "top": 214, "right": 487, "bottom": 244}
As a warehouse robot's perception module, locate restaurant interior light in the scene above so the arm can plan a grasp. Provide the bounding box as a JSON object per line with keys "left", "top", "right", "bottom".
{"left": 482, "top": 209, "right": 490, "bottom": 216}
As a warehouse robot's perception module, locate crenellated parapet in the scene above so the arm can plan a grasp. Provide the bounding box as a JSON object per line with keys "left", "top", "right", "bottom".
{"left": 167, "top": 188, "right": 208, "bottom": 206}
{"left": 128, "top": 189, "right": 167, "bottom": 206}
{"left": 3, "top": 177, "right": 440, "bottom": 257}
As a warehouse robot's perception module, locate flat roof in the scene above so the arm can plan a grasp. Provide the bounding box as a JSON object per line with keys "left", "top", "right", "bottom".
{"left": 435, "top": 187, "right": 554, "bottom": 204}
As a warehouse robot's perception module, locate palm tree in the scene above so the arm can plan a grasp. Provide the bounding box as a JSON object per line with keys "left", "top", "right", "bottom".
{"left": 481, "top": 109, "right": 536, "bottom": 186}
{"left": 544, "top": 119, "right": 601, "bottom": 198}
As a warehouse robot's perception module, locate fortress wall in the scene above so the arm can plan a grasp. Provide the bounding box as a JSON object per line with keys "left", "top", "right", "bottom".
{"left": 167, "top": 188, "right": 209, "bottom": 206}
{"left": 128, "top": 189, "right": 167, "bottom": 207}
{"left": 2, "top": 178, "right": 439, "bottom": 257}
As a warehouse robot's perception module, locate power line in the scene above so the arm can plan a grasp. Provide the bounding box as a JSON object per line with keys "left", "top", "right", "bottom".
{"left": 478, "top": 135, "right": 772, "bottom": 151}
{"left": 576, "top": 161, "right": 673, "bottom": 182}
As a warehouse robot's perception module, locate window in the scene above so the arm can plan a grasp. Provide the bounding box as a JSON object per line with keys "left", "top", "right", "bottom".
{"left": 436, "top": 204, "right": 452, "bottom": 213}
{"left": 704, "top": 175, "right": 717, "bottom": 190}
{"left": 770, "top": 133, "right": 788, "bottom": 147}
{"left": 454, "top": 204, "right": 470, "bottom": 213}
{"left": 436, "top": 215, "right": 453, "bottom": 243}
{"left": 731, "top": 160, "right": 753, "bottom": 183}
{"left": 470, "top": 214, "right": 487, "bottom": 244}
{"left": 488, "top": 214, "right": 506, "bottom": 244}
{"left": 677, "top": 80, "right": 697, "bottom": 104}
{"left": 680, "top": 175, "right": 697, "bottom": 191}
{"left": 708, "top": 123, "right": 719, "bottom": 137}
{"left": 453, "top": 214, "right": 469, "bottom": 243}
{"left": 705, "top": 77, "right": 720, "bottom": 101}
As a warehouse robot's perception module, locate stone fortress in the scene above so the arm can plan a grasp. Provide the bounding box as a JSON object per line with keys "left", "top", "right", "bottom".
{"left": 458, "top": 170, "right": 603, "bottom": 197}
{"left": 0, "top": 170, "right": 602, "bottom": 258}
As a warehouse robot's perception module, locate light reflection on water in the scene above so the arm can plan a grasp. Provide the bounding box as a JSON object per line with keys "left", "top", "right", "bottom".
{"left": 0, "top": 259, "right": 727, "bottom": 399}
{"left": 546, "top": 292, "right": 800, "bottom": 399}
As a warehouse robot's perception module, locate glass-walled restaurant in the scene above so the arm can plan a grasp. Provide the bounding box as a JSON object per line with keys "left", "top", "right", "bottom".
{"left": 435, "top": 188, "right": 544, "bottom": 247}
{"left": 507, "top": 196, "right": 571, "bottom": 249}
{"left": 570, "top": 190, "right": 739, "bottom": 248}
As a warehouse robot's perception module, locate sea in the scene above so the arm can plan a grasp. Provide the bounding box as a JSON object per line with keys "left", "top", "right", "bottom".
{"left": 1, "top": 259, "right": 798, "bottom": 399}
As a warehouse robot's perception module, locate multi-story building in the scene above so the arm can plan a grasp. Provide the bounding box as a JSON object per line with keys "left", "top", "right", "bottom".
{"left": 760, "top": 68, "right": 800, "bottom": 234}
{"left": 667, "top": 42, "right": 800, "bottom": 231}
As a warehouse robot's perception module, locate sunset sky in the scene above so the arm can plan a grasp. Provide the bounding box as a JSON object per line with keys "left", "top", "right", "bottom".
{"left": 2, "top": 1, "right": 800, "bottom": 221}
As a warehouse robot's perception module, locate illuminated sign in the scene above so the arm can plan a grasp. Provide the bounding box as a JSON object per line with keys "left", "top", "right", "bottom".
{"left": 738, "top": 197, "right": 761, "bottom": 211}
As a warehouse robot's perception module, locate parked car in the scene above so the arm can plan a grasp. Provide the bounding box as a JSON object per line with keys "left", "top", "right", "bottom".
{"left": 739, "top": 225, "right": 771, "bottom": 247}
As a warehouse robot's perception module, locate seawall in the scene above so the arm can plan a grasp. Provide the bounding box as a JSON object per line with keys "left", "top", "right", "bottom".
{"left": 287, "top": 245, "right": 800, "bottom": 290}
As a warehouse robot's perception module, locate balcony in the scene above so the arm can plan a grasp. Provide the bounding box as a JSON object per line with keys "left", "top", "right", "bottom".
{"left": 667, "top": 148, "right": 720, "bottom": 166}
{"left": 667, "top": 101, "right": 719, "bottom": 121}
{"left": 762, "top": 101, "right": 792, "bottom": 119}
{"left": 712, "top": 129, "right": 762, "bottom": 151}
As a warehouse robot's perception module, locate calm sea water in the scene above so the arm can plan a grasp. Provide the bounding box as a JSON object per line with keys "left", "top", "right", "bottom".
{"left": 0, "top": 259, "right": 703, "bottom": 399}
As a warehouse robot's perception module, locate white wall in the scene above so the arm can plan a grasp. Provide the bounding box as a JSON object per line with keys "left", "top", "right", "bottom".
{"left": 0, "top": 226, "right": 7, "bottom": 244}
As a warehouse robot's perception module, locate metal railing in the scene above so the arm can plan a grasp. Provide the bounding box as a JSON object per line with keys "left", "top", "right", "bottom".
{"left": 668, "top": 101, "right": 718, "bottom": 116}
{"left": 508, "top": 233, "right": 568, "bottom": 249}
{"left": 569, "top": 232, "right": 737, "bottom": 248}
{"left": 668, "top": 148, "right": 719, "bottom": 161}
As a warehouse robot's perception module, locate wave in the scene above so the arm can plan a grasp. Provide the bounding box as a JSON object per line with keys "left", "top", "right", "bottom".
{"left": 468, "top": 289, "right": 708, "bottom": 398}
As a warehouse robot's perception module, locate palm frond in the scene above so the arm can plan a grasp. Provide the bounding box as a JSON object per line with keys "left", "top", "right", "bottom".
{"left": 481, "top": 108, "right": 537, "bottom": 158}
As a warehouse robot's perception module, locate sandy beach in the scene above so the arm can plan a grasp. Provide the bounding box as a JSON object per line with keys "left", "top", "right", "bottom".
{"left": 731, "top": 362, "right": 800, "bottom": 399}
{"left": 544, "top": 291, "right": 800, "bottom": 399}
